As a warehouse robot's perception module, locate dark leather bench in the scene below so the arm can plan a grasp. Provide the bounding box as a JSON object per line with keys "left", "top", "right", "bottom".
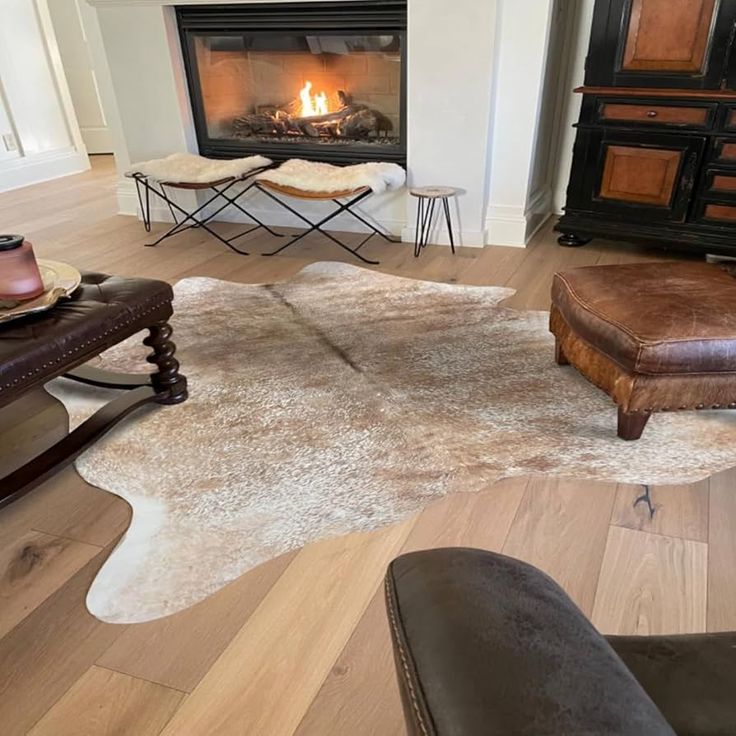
{"left": 386, "top": 548, "right": 736, "bottom": 736}
{"left": 0, "top": 272, "right": 187, "bottom": 507}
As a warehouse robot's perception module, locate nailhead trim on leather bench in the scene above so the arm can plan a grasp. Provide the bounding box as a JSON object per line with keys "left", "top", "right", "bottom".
{"left": 0, "top": 271, "right": 188, "bottom": 508}
{"left": 0, "top": 297, "right": 172, "bottom": 393}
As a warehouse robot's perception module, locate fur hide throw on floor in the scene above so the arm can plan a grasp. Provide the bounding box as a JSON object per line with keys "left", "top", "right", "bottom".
{"left": 256, "top": 158, "right": 406, "bottom": 194}
{"left": 127, "top": 152, "right": 272, "bottom": 183}
{"left": 47, "top": 264, "right": 736, "bottom": 624}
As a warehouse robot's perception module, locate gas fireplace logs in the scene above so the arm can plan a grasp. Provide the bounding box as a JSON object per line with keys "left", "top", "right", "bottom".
{"left": 232, "top": 89, "right": 393, "bottom": 142}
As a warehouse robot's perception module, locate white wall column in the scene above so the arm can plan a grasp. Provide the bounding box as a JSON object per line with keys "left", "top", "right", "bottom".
{"left": 552, "top": 0, "right": 596, "bottom": 214}
{"left": 0, "top": 0, "right": 89, "bottom": 192}
{"left": 404, "top": 0, "right": 497, "bottom": 247}
{"left": 485, "top": 0, "right": 557, "bottom": 246}
{"left": 94, "top": 4, "right": 195, "bottom": 216}
{"left": 89, "top": 0, "right": 564, "bottom": 248}
{"left": 47, "top": 0, "right": 115, "bottom": 153}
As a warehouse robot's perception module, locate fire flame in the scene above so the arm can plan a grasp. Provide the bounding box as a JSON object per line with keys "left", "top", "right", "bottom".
{"left": 299, "top": 80, "right": 328, "bottom": 117}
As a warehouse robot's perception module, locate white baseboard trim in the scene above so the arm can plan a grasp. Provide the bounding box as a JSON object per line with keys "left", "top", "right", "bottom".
{"left": 524, "top": 187, "right": 553, "bottom": 241}
{"left": 485, "top": 187, "right": 553, "bottom": 247}
{"left": 82, "top": 126, "right": 115, "bottom": 154}
{"left": 117, "top": 178, "right": 140, "bottom": 216}
{"left": 485, "top": 205, "right": 529, "bottom": 247}
{"left": 117, "top": 177, "right": 408, "bottom": 238}
{"left": 0, "top": 148, "right": 89, "bottom": 193}
{"left": 117, "top": 177, "right": 197, "bottom": 221}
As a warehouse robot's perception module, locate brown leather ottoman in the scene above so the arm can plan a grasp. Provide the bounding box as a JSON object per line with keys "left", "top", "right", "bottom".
{"left": 0, "top": 272, "right": 187, "bottom": 507}
{"left": 550, "top": 261, "right": 736, "bottom": 440}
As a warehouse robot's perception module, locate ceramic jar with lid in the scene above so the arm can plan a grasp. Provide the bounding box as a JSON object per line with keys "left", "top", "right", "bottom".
{"left": 0, "top": 235, "right": 45, "bottom": 301}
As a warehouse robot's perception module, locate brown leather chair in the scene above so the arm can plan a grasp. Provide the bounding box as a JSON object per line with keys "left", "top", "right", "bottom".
{"left": 386, "top": 548, "right": 736, "bottom": 735}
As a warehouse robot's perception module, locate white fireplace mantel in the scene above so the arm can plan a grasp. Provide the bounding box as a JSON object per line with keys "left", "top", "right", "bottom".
{"left": 87, "top": 0, "right": 352, "bottom": 6}
{"left": 89, "top": 0, "right": 563, "bottom": 246}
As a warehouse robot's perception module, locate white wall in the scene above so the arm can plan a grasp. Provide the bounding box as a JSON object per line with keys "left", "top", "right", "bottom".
{"left": 95, "top": 6, "right": 191, "bottom": 166}
{"left": 0, "top": 84, "right": 20, "bottom": 164}
{"left": 0, "top": 0, "right": 89, "bottom": 192}
{"left": 404, "top": 0, "right": 497, "bottom": 245}
{"left": 47, "top": 0, "right": 114, "bottom": 153}
{"left": 90, "top": 0, "right": 562, "bottom": 248}
{"left": 528, "top": 1, "right": 576, "bottom": 224}
{"left": 93, "top": 0, "right": 498, "bottom": 244}
{"left": 485, "top": 0, "right": 559, "bottom": 246}
{"left": 552, "top": 0, "right": 595, "bottom": 213}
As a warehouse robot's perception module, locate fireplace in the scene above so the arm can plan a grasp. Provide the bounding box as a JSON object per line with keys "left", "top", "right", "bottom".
{"left": 177, "top": 1, "right": 407, "bottom": 165}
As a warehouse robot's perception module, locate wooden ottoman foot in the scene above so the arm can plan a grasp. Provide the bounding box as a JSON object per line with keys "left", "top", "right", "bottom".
{"left": 144, "top": 320, "right": 188, "bottom": 405}
{"left": 551, "top": 262, "right": 736, "bottom": 441}
{"left": 618, "top": 408, "right": 650, "bottom": 441}
{"left": 555, "top": 339, "right": 570, "bottom": 366}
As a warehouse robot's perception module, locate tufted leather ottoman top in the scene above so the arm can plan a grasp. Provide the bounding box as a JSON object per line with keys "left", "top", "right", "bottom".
{"left": 552, "top": 261, "right": 736, "bottom": 375}
{"left": 0, "top": 272, "right": 173, "bottom": 407}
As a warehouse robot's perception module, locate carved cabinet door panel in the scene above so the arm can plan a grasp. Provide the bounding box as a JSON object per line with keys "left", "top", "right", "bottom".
{"left": 599, "top": 145, "right": 683, "bottom": 206}
{"left": 587, "top": 0, "right": 736, "bottom": 89}
{"left": 567, "top": 130, "right": 706, "bottom": 222}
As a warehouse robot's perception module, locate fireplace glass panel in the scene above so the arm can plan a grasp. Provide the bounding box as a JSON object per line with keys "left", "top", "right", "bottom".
{"left": 192, "top": 33, "right": 403, "bottom": 153}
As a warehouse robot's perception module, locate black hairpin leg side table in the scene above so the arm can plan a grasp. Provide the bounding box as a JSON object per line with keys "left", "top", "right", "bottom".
{"left": 410, "top": 186, "right": 459, "bottom": 258}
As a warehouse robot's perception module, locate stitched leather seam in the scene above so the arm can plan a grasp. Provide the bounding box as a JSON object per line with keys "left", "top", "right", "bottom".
{"left": 556, "top": 327, "right": 630, "bottom": 407}
{"left": 555, "top": 274, "right": 646, "bottom": 342}
{"left": 556, "top": 311, "right": 736, "bottom": 376}
{"left": 632, "top": 335, "right": 736, "bottom": 345}
{"left": 556, "top": 274, "right": 736, "bottom": 368}
{"left": 556, "top": 319, "right": 736, "bottom": 410}
{"left": 553, "top": 308, "right": 636, "bottom": 375}
{"left": 384, "top": 574, "right": 431, "bottom": 736}
{"left": 556, "top": 275, "right": 736, "bottom": 345}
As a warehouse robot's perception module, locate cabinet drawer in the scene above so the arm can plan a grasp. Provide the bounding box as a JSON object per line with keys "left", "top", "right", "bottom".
{"left": 710, "top": 138, "right": 736, "bottom": 165}
{"left": 702, "top": 169, "right": 736, "bottom": 198}
{"left": 597, "top": 102, "right": 715, "bottom": 128}
{"left": 699, "top": 202, "right": 736, "bottom": 223}
{"left": 720, "top": 105, "right": 736, "bottom": 132}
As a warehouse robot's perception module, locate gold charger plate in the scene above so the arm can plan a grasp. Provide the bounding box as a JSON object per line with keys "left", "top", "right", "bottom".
{"left": 0, "top": 260, "right": 82, "bottom": 325}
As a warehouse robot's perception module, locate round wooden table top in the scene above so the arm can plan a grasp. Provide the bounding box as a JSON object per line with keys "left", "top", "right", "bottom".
{"left": 409, "top": 186, "right": 459, "bottom": 199}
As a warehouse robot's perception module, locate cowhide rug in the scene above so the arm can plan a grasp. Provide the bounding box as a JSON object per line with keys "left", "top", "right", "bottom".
{"left": 48, "top": 262, "right": 736, "bottom": 624}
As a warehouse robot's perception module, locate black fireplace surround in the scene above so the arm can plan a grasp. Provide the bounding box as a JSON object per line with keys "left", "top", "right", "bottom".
{"left": 177, "top": 1, "right": 407, "bottom": 165}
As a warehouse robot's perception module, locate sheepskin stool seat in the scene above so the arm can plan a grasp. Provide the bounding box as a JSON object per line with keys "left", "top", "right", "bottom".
{"left": 127, "top": 152, "right": 279, "bottom": 254}
{"left": 255, "top": 159, "right": 406, "bottom": 265}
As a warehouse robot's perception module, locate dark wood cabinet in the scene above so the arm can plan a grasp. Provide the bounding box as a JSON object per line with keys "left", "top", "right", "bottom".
{"left": 586, "top": 0, "right": 736, "bottom": 90}
{"left": 568, "top": 129, "right": 704, "bottom": 222}
{"left": 557, "top": 0, "right": 736, "bottom": 255}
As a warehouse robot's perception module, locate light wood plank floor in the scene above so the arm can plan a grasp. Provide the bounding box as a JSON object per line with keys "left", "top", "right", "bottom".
{"left": 1, "top": 156, "right": 735, "bottom": 735}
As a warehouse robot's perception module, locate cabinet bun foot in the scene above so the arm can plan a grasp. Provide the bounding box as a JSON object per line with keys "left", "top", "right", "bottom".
{"left": 558, "top": 233, "right": 591, "bottom": 248}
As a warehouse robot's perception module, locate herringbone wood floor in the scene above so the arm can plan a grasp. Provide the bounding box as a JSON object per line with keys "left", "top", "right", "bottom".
{"left": 1, "top": 157, "right": 734, "bottom": 735}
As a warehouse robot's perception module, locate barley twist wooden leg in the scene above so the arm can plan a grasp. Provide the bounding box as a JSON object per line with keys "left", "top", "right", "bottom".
{"left": 144, "top": 320, "right": 188, "bottom": 405}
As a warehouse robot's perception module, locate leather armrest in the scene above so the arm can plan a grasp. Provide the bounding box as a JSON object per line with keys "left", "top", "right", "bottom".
{"left": 385, "top": 548, "right": 674, "bottom": 736}
{"left": 608, "top": 632, "right": 736, "bottom": 735}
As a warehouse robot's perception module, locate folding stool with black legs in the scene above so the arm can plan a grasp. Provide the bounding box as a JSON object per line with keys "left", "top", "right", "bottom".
{"left": 254, "top": 181, "right": 401, "bottom": 265}
{"left": 129, "top": 169, "right": 283, "bottom": 255}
